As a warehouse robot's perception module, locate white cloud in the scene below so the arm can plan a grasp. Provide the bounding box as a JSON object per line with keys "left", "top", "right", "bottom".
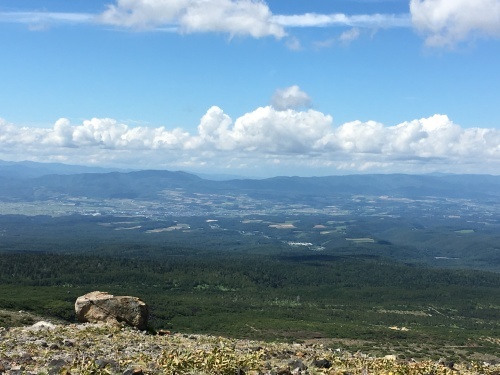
{"left": 271, "top": 85, "right": 311, "bottom": 111}
{"left": 188, "top": 105, "right": 332, "bottom": 154}
{"left": 0, "top": 7, "right": 410, "bottom": 33}
{"left": 188, "top": 106, "right": 235, "bottom": 150}
{"left": 0, "top": 117, "right": 189, "bottom": 151}
{"left": 339, "top": 28, "right": 361, "bottom": 44}
{"left": 0, "top": 2, "right": 418, "bottom": 49}
{"left": 312, "top": 38, "right": 336, "bottom": 49}
{"left": 229, "top": 106, "right": 332, "bottom": 153}
{"left": 99, "top": 0, "right": 285, "bottom": 38}
{"left": 285, "top": 36, "right": 302, "bottom": 51}
{"left": 410, "top": 0, "right": 500, "bottom": 46}
{"left": 0, "top": 3, "right": 411, "bottom": 42}
{"left": 313, "top": 28, "right": 361, "bottom": 49}
{"left": 2, "top": 98, "right": 500, "bottom": 175}
{"left": 0, "top": 11, "right": 94, "bottom": 25}
{"left": 0, "top": 10, "right": 94, "bottom": 31}
{"left": 272, "top": 13, "right": 410, "bottom": 28}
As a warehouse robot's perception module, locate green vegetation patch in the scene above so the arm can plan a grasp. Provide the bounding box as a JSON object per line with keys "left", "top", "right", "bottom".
{"left": 0, "top": 250, "right": 499, "bottom": 359}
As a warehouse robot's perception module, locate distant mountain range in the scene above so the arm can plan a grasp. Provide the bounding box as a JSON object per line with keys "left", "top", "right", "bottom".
{"left": 0, "top": 160, "right": 126, "bottom": 178}
{"left": 1, "top": 159, "right": 499, "bottom": 201}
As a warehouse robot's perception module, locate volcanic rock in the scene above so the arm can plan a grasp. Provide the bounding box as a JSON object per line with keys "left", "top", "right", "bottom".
{"left": 75, "top": 291, "right": 149, "bottom": 330}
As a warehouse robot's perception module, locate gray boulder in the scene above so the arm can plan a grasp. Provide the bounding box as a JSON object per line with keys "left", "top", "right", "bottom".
{"left": 75, "top": 291, "right": 149, "bottom": 330}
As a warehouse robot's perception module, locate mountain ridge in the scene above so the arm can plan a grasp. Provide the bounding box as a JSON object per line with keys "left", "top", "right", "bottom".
{"left": 1, "top": 160, "right": 500, "bottom": 201}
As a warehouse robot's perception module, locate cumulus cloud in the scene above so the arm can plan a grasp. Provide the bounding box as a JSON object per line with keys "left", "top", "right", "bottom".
{"left": 410, "top": 0, "right": 500, "bottom": 46}
{"left": 187, "top": 105, "right": 332, "bottom": 154}
{"left": 99, "top": 0, "right": 285, "bottom": 38}
{"left": 0, "top": 117, "right": 189, "bottom": 151}
{"left": 229, "top": 106, "right": 331, "bottom": 153}
{"left": 2, "top": 101, "right": 500, "bottom": 175}
{"left": 271, "top": 86, "right": 311, "bottom": 111}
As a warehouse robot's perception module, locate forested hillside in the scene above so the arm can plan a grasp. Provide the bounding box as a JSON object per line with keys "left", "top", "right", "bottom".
{"left": 1, "top": 249, "right": 499, "bottom": 360}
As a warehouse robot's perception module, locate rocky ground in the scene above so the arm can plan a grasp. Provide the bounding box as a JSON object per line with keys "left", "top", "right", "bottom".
{"left": 1, "top": 321, "right": 500, "bottom": 375}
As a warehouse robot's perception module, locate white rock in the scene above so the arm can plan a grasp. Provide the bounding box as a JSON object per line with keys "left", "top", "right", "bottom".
{"left": 29, "top": 321, "right": 56, "bottom": 331}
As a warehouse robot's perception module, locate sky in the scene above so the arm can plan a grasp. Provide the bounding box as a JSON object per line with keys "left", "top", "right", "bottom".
{"left": 1, "top": 0, "right": 500, "bottom": 177}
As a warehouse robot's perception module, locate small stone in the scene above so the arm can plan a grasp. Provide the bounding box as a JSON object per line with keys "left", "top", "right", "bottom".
{"left": 18, "top": 352, "right": 33, "bottom": 363}
{"left": 29, "top": 321, "right": 56, "bottom": 331}
{"left": 48, "top": 359, "right": 68, "bottom": 366}
{"left": 123, "top": 367, "right": 144, "bottom": 375}
{"left": 288, "top": 359, "right": 307, "bottom": 371}
{"left": 96, "top": 359, "right": 120, "bottom": 371}
{"left": 35, "top": 340, "right": 48, "bottom": 347}
{"left": 63, "top": 339, "right": 75, "bottom": 347}
{"left": 9, "top": 366, "right": 24, "bottom": 375}
{"left": 312, "top": 359, "right": 331, "bottom": 369}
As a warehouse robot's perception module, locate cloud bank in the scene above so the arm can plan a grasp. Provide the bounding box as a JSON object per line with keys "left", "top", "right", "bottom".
{"left": 2, "top": 86, "right": 500, "bottom": 175}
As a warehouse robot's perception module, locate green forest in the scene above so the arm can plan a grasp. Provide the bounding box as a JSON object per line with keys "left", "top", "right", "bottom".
{"left": 1, "top": 251, "right": 500, "bottom": 359}
{"left": 1, "top": 214, "right": 500, "bottom": 360}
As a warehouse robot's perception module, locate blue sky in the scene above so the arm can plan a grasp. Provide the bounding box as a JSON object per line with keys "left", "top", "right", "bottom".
{"left": 1, "top": 0, "right": 499, "bottom": 177}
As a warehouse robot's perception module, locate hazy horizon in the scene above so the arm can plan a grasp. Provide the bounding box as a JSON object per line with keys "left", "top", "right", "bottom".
{"left": 2, "top": 158, "right": 500, "bottom": 180}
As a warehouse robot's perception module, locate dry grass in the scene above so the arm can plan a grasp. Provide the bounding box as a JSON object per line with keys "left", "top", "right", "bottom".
{"left": 1, "top": 322, "right": 499, "bottom": 374}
